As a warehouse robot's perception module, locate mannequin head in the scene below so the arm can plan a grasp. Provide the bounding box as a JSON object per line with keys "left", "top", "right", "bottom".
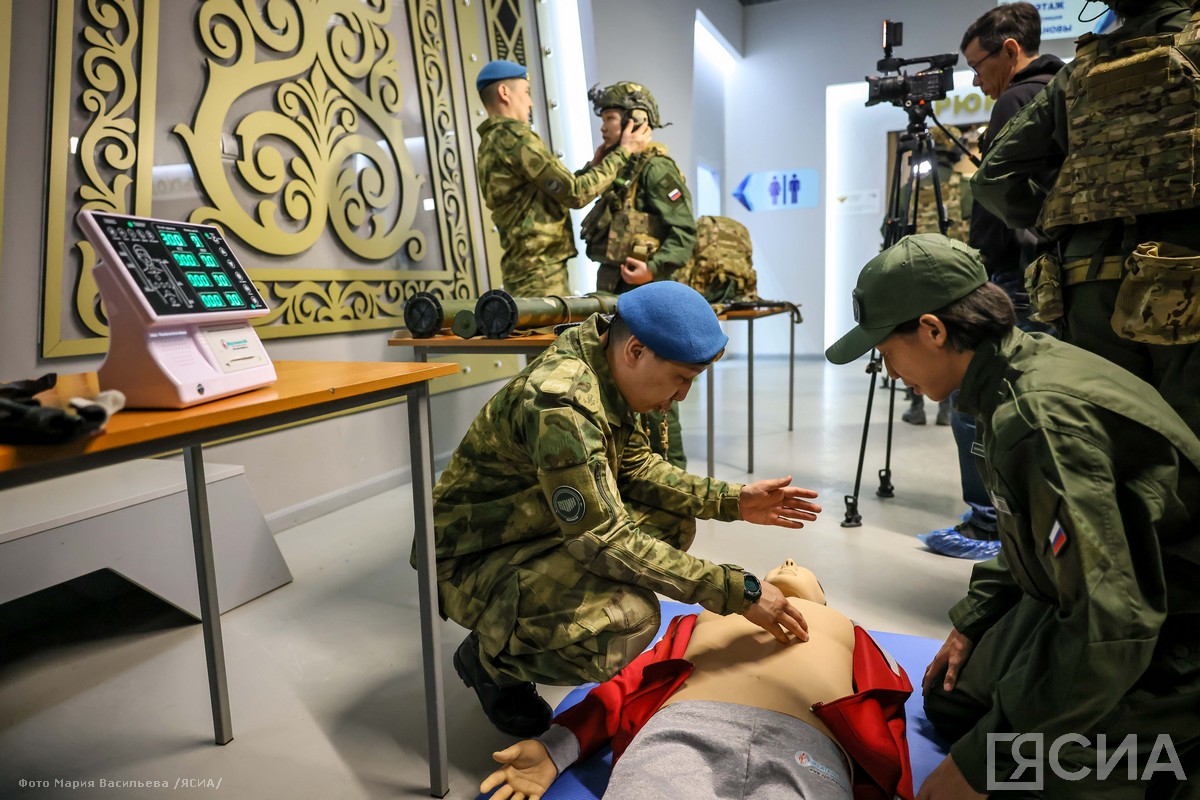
{"left": 764, "top": 559, "right": 826, "bottom": 605}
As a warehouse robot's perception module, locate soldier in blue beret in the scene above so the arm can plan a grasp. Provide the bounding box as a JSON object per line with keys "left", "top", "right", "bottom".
{"left": 474, "top": 60, "right": 650, "bottom": 296}
{"left": 829, "top": 234, "right": 1200, "bottom": 798}
{"left": 430, "top": 281, "right": 821, "bottom": 737}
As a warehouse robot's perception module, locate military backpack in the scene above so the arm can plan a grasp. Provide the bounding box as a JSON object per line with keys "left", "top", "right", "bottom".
{"left": 680, "top": 215, "right": 758, "bottom": 304}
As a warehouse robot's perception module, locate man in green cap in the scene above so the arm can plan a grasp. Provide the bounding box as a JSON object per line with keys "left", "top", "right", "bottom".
{"left": 971, "top": 0, "right": 1200, "bottom": 439}
{"left": 475, "top": 60, "right": 651, "bottom": 296}
{"left": 432, "top": 281, "right": 821, "bottom": 739}
{"left": 579, "top": 81, "right": 696, "bottom": 468}
{"left": 828, "top": 234, "right": 1200, "bottom": 798}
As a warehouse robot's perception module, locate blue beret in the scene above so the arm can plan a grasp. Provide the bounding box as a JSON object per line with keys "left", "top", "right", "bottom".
{"left": 616, "top": 282, "right": 728, "bottom": 364}
{"left": 477, "top": 60, "right": 528, "bottom": 92}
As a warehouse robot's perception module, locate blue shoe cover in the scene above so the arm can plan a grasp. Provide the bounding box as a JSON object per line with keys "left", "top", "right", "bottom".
{"left": 919, "top": 527, "right": 1001, "bottom": 560}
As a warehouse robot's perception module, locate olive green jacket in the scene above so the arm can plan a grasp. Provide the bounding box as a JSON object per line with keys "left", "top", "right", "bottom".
{"left": 949, "top": 329, "right": 1200, "bottom": 781}
{"left": 476, "top": 116, "right": 631, "bottom": 294}
{"left": 432, "top": 314, "right": 749, "bottom": 631}
{"left": 587, "top": 146, "right": 697, "bottom": 281}
{"left": 971, "top": 0, "right": 1200, "bottom": 261}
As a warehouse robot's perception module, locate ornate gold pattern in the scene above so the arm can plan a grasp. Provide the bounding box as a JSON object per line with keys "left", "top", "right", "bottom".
{"left": 407, "top": 0, "right": 479, "bottom": 302}
{"left": 43, "top": 0, "right": 159, "bottom": 356}
{"left": 486, "top": 0, "right": 526, "bottom": 65}
{"left": 176, "top": 0, "right": 424, "bottom": 261}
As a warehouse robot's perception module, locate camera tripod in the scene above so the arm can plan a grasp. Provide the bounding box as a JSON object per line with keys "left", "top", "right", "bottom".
{"left": 842, "top": 105, "right": 953, "bottom": 527}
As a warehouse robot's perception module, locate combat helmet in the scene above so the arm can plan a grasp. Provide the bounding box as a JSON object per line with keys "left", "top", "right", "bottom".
{"left": 588, "top": 81, "right": 663, "bottom": 128}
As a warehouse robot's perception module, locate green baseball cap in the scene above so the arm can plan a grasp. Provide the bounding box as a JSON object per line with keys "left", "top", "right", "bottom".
{"left": 825, "top": 234, "right": 988, "bottom": 365}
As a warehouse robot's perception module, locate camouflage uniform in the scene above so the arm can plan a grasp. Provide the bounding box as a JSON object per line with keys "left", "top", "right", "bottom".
{"left": 430, "top": 313, "right": 750, "bottom": 686}
{"left": 911, "top": 163, "right": 972, "bottom": 244}
{"left": 924, "top": 329, "right": 1200, "bottom": 796}
{"left": 580, "top": 142, "right": 695, "bottom": 469}
{"left": 972, "top": 0, "right": 1200, "bottom": 436}
{"left": 476, "top": 116, "right": 631, "bottom": 296}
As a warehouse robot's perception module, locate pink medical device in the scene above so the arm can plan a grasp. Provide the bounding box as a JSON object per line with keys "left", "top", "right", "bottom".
{"left": 77, "top": 210, "right": 276, "bottom": 409}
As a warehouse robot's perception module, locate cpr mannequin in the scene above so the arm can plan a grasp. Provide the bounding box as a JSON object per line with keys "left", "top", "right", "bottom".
{"left": 480, "top": 560, "right": 914, "bottom": 800}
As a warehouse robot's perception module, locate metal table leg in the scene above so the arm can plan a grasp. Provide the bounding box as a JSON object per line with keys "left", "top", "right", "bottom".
{"left": 789, "top": 316, "right": 795, "bottom": 432}
{"left": 183, "top": 445, "right": 233, "bottom": 745}
{"left": 747, "top": 318, "right": 755, "bottom": 474}
{"left": 408, "top": 382, "right": 448, "bottom": 797}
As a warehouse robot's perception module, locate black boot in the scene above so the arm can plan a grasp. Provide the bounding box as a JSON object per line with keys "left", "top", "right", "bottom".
{"left": 902, "top": 392, "right": 926, "bottom": 425}
{"left": 453, "top": 632, "right": 552, "bottom": 737}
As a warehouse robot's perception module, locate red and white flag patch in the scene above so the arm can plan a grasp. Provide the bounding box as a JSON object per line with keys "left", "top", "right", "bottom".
{"left": 667, "top": 187, "right": 682, "bottom": 202}
{"left": 1049, "top": 524, "right": 1068, "bottom": 557}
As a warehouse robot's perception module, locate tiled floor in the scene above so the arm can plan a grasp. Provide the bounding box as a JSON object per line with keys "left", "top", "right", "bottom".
{"left": 0, "top": 356, "right": 976, "bottom": 799}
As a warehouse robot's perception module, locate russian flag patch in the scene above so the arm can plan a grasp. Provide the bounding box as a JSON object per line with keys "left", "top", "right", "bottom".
{"left": 667, "top": 187, "right": 682, "bottom": 202}
{"left": 1049, "top": 525, "right": 1068, "bottom": 557}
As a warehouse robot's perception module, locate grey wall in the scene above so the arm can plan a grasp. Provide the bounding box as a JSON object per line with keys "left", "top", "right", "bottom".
{"left": 727, "top": 0, "right": 1076, "bottom": 356}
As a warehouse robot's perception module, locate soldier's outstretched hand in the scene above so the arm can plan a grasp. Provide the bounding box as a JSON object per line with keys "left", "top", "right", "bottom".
{"left": 739, "top": 476, "right": 820, "bottom": 528}
{"left": 480, "top": 740, "right": 557, "bottom": 800}
{"left": 620, "top": 119, "right": 651, "bottom": 154}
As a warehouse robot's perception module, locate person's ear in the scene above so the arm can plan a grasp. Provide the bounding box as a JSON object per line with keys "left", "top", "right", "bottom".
{"left": 1004, "top": 37, "right": 1020, "bottom": 59}
{"left": 624, "top": 336, "right": 648, "bottom": 366}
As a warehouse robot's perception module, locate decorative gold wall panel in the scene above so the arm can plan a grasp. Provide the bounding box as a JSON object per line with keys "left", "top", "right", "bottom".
{"left": 40, "top": 0, "right": 490, "bottom": 357}
{"left": 485, "top": 0, "right": 527, "bottom": 66}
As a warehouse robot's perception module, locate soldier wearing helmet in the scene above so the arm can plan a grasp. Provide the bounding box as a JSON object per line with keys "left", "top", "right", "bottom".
{"left": 473, "top": 61, "right": 650, "bottom": 296}
{"left": 579, "top": 82, "right": 698, "bottom": 468}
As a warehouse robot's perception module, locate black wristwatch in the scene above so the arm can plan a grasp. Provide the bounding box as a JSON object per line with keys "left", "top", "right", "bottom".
{"left": 742, "top": 570, "right": 762, "bottom": 604}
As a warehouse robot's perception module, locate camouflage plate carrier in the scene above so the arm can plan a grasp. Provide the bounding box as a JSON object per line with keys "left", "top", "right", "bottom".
{"left": 914, "top": 171, "right": 971, "bottom": 244}
{"left": 1038, "top": 8, "right": 1200, "bottom": 344}
{"left": 581, "top": 145, "right": 671, "bottom": 286}
{"left": 679, "top": 215, "right": 758, "bottom": 304}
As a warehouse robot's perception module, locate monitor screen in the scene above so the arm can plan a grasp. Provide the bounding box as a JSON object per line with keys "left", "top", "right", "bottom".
{"left": 87, "top": 213, "right": 267, "bottom": 317}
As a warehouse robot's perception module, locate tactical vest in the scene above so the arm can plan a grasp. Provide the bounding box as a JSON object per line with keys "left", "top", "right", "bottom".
{"left": 679, "top": 216, "right": 759, "bottom": 304}
{"left": 581, "top": 145, "right": 672, "bottom": 267}
{"left": 1039, "top": 10, "right": 1200, "bottom": 233}
{"left": 914, "top": 171, "right": 971, "bottom": 244}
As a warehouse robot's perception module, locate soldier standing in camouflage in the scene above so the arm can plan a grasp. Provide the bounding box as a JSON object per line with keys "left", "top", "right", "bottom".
{"left": 432, "top": 281, "right": 821, "bottom": 737}
{"left": 474, "top": 60, "right": 651, "bottom": 297}
{"left": 972, "top": 0, "right": 1200, "bottom": 438}
{"left": 579, "top": 82, "right": 697, "bottom": 468}
{"left": 828, "top": 234, "right": 1200, "bottom": 799}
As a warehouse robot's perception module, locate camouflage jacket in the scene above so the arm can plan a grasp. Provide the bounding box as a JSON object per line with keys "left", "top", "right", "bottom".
{"left": 476, "top": 116, "right": 631, "bottom": 295}
{"left": 946, "top": 329, "right": 1200, "bottom": 784}
{"left": 583, "top": 144, "right": 697, "bottom": 281}
{"left": 971, "top": 0, "right": 1200, "bottom": 262}
{"left": 432, "top": 313, "right": 749, "bottom": 628}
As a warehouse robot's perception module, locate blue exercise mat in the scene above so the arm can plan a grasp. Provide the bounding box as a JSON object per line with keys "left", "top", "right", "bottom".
{"left": 480, "top": 602, "right": 951, "bottom": 799}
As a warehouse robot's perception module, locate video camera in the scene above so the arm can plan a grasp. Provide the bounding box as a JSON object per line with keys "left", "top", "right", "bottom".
{"left": 864, "top": 21, "right": 957, "bottom": 109}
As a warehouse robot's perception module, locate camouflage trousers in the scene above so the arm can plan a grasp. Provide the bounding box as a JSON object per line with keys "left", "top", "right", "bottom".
{"left": 595, "top": 263, "right": 632, "bottom": 294}
{"left": 1063, "top": 281, "right": 1200, "bottom": 438}
{"left": 503, "top": 259, "right": 570, "bottom": 298}
{"left": 642, "top": 403, "right": 686, "bottom": 470}
{"left": 478, "top": 502, "right": 697, "bottom": 687}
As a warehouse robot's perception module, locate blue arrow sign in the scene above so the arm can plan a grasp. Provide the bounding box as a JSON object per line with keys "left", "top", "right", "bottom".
{"left": 734, "top": 168, "right": 820, "bottom": 212}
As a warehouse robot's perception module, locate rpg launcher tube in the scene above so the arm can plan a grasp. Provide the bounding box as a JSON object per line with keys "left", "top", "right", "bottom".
{"left": 402, "top": 291, "right": 478, "bottom": 338}
{"left": 474, "top": 289, "right": 619, "bottom": 339}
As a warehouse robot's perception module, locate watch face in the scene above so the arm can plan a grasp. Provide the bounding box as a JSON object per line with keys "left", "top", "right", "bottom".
{"left": 744, "top": 572, "right": 761, "bottom": 595}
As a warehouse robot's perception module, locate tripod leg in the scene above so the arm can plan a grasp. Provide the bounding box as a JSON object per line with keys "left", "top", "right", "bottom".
{"left": 843, "top": 353, "right": 882, "bottom": 528}
{"left": 878, "top": 380, "right": 896, "bottom": 498}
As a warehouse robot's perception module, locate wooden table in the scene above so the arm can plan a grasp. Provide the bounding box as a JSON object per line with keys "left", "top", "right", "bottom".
{"left": 0, "top": 360, "right": 459, "bottom": 797}
{"left": 390, "top": 305, "right": 797, "bottom": 477}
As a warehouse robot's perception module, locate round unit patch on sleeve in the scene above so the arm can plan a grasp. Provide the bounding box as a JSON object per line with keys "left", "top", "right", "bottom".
{"left": 551, "top": 485, "right": 587, "bottom": 524}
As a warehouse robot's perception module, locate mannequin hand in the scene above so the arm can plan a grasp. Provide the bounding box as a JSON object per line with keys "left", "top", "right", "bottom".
{"left": 479, "top": 740, "right": 557, "bottom": 800}
{"left": 739, "top": 476, "right": 820, "bottom": 528}
{"left": 922, "top": 627, "right": 975, "bottom": 695}
{"left": 743, "top": 579, "right": 808, "bottom": 643}
{"left": 621, "top": 258, "right": 654, "bottom": 285}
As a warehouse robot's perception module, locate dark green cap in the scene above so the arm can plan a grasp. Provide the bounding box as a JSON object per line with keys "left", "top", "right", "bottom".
{"left": 825, "top": 234, "right": 987, "bottom": 365}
